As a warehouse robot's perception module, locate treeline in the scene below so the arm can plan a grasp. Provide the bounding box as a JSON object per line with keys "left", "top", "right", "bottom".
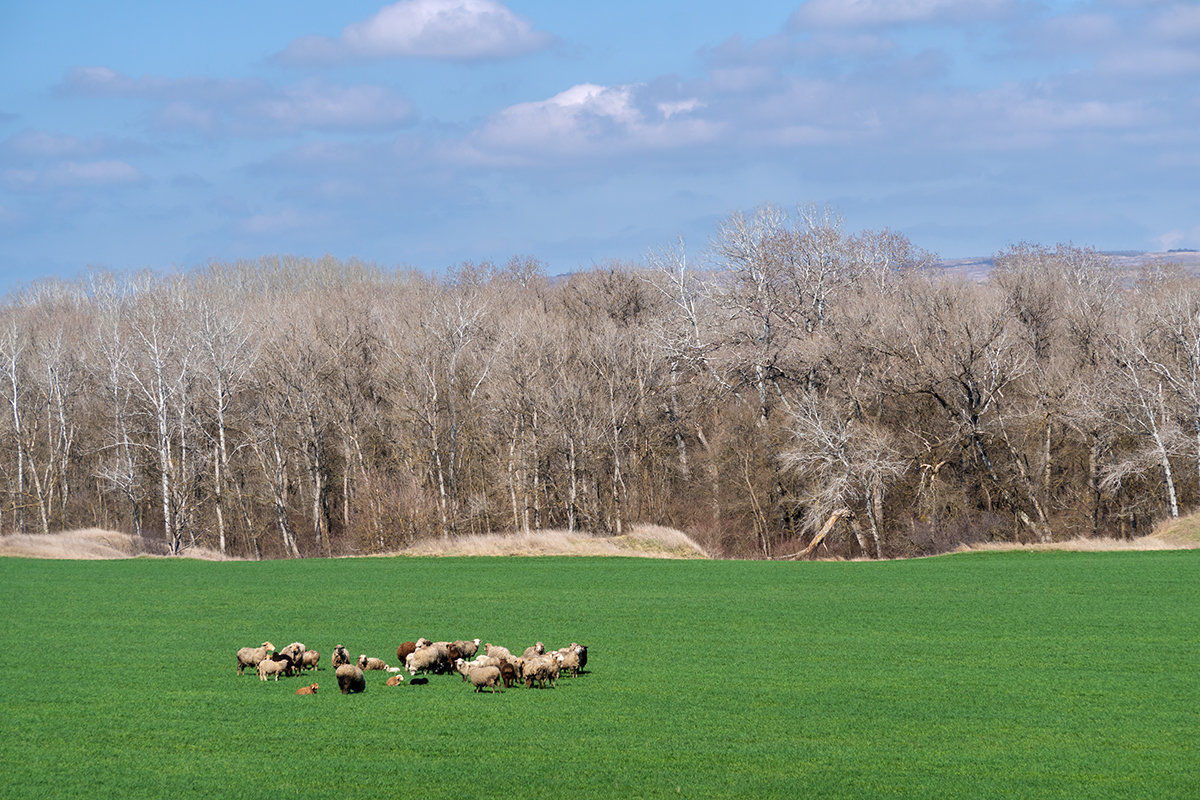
{"left": 3, "top": 204, "right": 1198, "bottom": 559}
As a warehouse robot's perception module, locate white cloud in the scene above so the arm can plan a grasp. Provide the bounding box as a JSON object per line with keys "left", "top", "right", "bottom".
{"left": 467, "top": 83, "right": 717, "bottom": 160}
{"left": 278, "top": 0, "right": 553, "bottom": 63}
{"left": 792, "top": 0, "right": 1015, "bottom": 28}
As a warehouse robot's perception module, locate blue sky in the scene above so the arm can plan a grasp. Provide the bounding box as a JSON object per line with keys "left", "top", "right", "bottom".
{"left": 2, "top": 0, "right": 1199, "bottom": 294}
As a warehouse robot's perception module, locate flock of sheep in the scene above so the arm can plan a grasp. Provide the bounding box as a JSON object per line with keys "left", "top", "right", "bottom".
{"left": 235, "top": 638, "right": 589, "bottom": 695}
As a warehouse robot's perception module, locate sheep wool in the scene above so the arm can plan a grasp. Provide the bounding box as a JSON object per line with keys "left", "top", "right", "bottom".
{"left": 236, "top": 641, "right": 275, "bottom": 676}
{"left": 336, "top": 664, "right": 366, "bottom": 694}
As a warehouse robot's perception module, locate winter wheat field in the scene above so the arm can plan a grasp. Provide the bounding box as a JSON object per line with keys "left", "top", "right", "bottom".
{"left": 0, "top": 537, "right": 1198, "bottom": 798}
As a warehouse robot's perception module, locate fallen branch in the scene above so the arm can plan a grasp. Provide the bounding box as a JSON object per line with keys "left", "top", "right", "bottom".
{"left": 776, "top": 507, "right": 854, "bottom": 560}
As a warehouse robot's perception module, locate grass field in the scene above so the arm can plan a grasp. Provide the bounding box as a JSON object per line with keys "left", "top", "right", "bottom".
{"left": 1, "top": 550, "right": 1197, "bottom": 798}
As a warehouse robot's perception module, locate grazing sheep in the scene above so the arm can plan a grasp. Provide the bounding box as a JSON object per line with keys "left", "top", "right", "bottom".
{"left": 406, "top": 644, "right": 448, "bottom": 676}
{"left": 295, "top": 683, "right": 318, "bottom": 695}
{"left": 396, "top": 641, "right": 418, "bottom": 665}
{"left": 556, "top": 646, "right": 582, "bottom": 677}
{"left": 236, "top": 641, "right": 275, "bottom": 676}
{"left": 275, "top": 642, "right": 306, "bottom": 676}
{"left": 451, "top": 639, "right": 480, "bottom": 659}
{"left": 484, "top": 643, "right": 513, "bottom": 661}
{"left": 519, "top": 654, "right": 559, "bottom": 689}
{"left": 455, "top": 659, "right": 503, "bottom": 694}
{"left": 522, "top": 642, "right": 546, "bottom": 659}
{"left": 497, "top": 658, "right": 518, "bottom": 688}
{"left": 386, "top": 674, "right": 405, "bottom": 686}
{"left": 576, "top": 644, "right": 588, "bottom": 672}
{"left": 357, "top": 655, "right": 392, "bottom": 671}
{"left": 301, "top": 650, "right": 320, "bottom": 671}
{"left": 257, "top": 655, "right": 290, "bottom": 682}
{"left": 331, "top": 645, "right": 351, "bottom": 670}
{"left": 335, "top": 664, "right": 365, "bottom": 694}
{"left": 469, "top": 665, "right": 503, "bottom": 694}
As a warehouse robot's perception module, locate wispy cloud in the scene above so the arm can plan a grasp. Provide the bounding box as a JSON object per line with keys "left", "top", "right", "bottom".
{"left": 791, "top": 0, "right": 1017, "bottom": 29}
{"left": 3, "top": 160, "right": 146, "bottom": 191}
{"left": 1, "top": 129, "right": 151, "bottom": 160}
{"left": 59, "top": 68, "right": 414, "bottom": 135}
{"left": 276, "top": 0, "right": 553, "bottom": 64}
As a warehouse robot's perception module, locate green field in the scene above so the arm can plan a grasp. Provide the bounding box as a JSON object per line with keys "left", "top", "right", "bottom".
{"left": 1, "top": 551, "right": 1198, "bottom": 799}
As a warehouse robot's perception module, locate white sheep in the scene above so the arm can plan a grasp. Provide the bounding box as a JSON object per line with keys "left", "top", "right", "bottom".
{"left": 357, "top": 655, "right": 392, "bottom": 671}
{"left": 455, "top": 659, "right": 502, "bottom": 693}
{"left": 335, "top": 664, "right": 366, "bottom": 694}
{"left": 331, "top": 644, "right": 351, "bottom": 670}
{"left": 236, "top": 641, "right": 275, "bottom": 676}
{"left": 257, "top": 655, "right": 290, "bottom": 682}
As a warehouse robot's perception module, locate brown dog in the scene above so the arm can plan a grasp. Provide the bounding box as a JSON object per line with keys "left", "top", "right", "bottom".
{"left": 295, "top": 683, "right": 319, "bottom": 695}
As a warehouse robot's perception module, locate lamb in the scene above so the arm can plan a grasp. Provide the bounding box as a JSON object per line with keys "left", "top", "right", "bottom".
{"left": 301, "top": 650, "right": 320, "bottom": 671}
{"left": 257, "top": 655, "right": 290, "bottom": 682}
{"left": 357, "top": 655, "right": 392, "bottom": 671}
{"left": 236, "top": 641, "right": 275, "bottom": 676}
{"left": 295, "top": 683, "right": 319, "bottom": 695}
{"left": 522, "top": 642, "right": 546, "bottom": 659}
{"left": 386, "top": 674, "right": 405, "bottom": 687}
{"left": 335, "top": 664, "right": 366, "bottom": 694}
{"left": 331, "top": 644, "right": 351, "bottom": 670}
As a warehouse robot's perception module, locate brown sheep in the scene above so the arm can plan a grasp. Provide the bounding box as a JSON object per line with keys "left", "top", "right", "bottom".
{"left": 386, "top": 674, "right": 405, "bottom": 686}
{"left": 295, "top": 683, "right": 318, "bottom": 695}
{"left": 396, "top": 641, "right": 418, "bottom": 665}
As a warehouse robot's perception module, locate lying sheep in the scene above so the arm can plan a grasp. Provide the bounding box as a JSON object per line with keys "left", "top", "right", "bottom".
{"left": 236, "top": 641, "right": 275, "bottom": 676}
{"left": 331, "top": 645, "right": 351, "bottom": 670}
{"left": 301, "top": 650, "right": 320, "bottom": 671}
{"left": 357, "top": 655, "right": 392, "bottom": 672}
{"left": 257, "top": 655, "right": 290, "bottom": 682}
{"left": 295, "top": 683, "right": 318, "bottom": 695}
{"left": 336, "top": 664, "right": 365, "bottom": 694}
{"left": 385, "top": 674, "right": 405, "bottom": 687}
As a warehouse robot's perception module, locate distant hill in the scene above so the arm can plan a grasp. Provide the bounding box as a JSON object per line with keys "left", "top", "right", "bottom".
{"left": 938, "top": 250, "right": 1200, "bottom": 281}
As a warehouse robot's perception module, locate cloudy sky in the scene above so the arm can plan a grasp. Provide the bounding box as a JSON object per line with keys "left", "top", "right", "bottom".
{"left": 2, "top": 0, "right": 1198, "bottom": 294}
